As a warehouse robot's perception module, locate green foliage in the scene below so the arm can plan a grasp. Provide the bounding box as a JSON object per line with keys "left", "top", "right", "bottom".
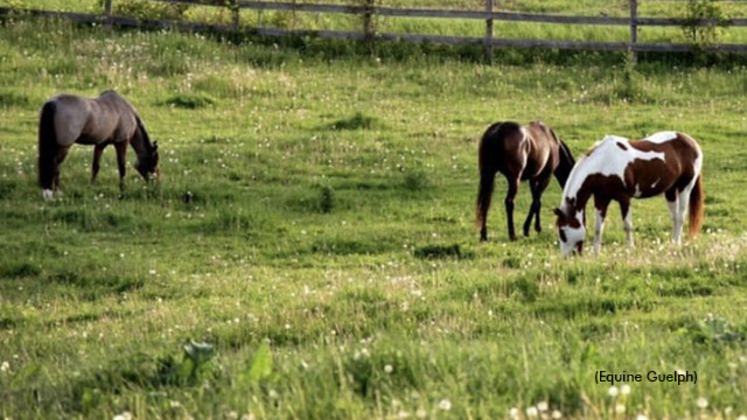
{"left": 682, "top": 0, "right": 728, "bottom": 46}
{"left": 413, "top": 243, "right": 472, "bottom": 259}
{"left": 402, "top": 171, "right": 429, "bottom": 191}
{"left": 105, "top": 0, "right": 190, "bottom": 20}
{"left": 0, "top": 91, "right": 30, "bottom": 108}
{"left": 319, "top": 185, "right": 335, "bottom": 213}
{"left": 688, "top": 316, "right": 746, "bottom": 348}
{"left": 161, "top": 93, "right": 217, "bottom": 109}
{"left": 246, "top": 342, "right": 273, "bottom": 383}
{"left": 328, "top": 112, "right": 378, "bottom": 130}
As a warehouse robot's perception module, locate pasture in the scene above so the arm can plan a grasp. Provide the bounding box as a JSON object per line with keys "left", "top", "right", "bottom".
{"left": 1, "top": 13, "right": 747, "bottom": 420}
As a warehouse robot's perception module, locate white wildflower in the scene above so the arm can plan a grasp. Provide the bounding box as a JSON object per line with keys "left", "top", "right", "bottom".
{"left": 509, "top": 407, "right": 519, "bottom": 419}
{"left": 438, "top": 399, "right": 451, "bottom": 411}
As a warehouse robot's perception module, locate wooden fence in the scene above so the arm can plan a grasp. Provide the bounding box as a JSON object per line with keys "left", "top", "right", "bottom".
{"left": 2, "top": 0, "right": 747, "bottom": 59}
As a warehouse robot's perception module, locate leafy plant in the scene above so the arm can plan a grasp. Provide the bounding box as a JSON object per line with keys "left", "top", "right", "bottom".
{"left": 102, "top": 0, "right": 190, "bottom": 20}
{"left": 247, "top": 342, "right": 273, "bottom": 383}
{"left": 681, "top": 0, "right": 729, "bottom": 46}
{"left": 319, "top": 185, "right": 335, "bottom": 213}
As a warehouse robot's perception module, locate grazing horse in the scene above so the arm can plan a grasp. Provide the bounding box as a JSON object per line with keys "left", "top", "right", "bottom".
{"left": 554, "top": 131, "right": 704, "bottom": 256}
{"left": 475, "top": 121, "right": 575, "bottom": 241}
{"left": 37, "top": 90, "right": 159, "bottom": 200}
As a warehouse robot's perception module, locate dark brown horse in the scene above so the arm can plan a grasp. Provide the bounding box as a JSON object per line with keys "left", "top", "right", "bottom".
{"left": 38, "top": 90, "right": 159, "bottom": 200}
{"left": 476, "top": 121, "right": 575, "bottom": 241}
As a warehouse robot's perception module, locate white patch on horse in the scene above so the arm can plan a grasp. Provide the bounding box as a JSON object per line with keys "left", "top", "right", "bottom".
{"left": 644, "top": 131, "right": 678, "bottom": 144}
{"left": 634, "top": 184, "right": 642, "bottom": 198}
{"left": 651, "top": 178, "right": 660, "bottom": 189}
{"left": 562, "top": 136, "right": 665, "bottom": 207}
{"left": 42, "top": 189, "right": 54, "bottom": 201}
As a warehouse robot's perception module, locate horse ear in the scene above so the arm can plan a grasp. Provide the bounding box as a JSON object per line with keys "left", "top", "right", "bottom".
{"left": 153, "top": 141, "right": 158, "bottom": 151}
{"left": 553, "top": 208, "right": 563, "bottom": 217}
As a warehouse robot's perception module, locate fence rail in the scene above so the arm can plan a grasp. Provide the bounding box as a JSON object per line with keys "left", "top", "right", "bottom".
{"left": 2, "top": 0, "right": 747, "bottom": 58}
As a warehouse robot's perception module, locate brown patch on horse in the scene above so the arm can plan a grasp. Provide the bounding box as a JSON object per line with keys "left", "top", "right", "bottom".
{"left": 626, "top": 134, "right": 700, "bottom": 196}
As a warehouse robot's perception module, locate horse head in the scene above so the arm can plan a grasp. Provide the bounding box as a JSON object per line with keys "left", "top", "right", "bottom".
{"left": 136, "top": 140, "right": 159, "bottom": 181}
{"left": 554, "top": 200, "right": 586, "bottom": 257}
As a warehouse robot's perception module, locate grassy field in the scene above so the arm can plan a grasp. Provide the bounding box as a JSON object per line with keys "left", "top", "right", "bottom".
{"left": 1, "top": 14, "right": 747, "bottom": 420}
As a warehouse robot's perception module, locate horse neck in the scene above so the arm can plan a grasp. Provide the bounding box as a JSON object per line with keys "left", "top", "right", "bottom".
{"left": 130, "top": 125, "right": 153, "bottom": 159}
{"left": 560, "top": 158, "right": 593, "bottom": 218}
{"left": 555, "top": 141, "right": 576, "bottom": 188}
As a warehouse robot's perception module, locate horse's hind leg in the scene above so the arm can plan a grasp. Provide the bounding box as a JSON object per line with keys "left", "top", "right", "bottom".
{"left": 91, "top": 144, "right": 106, "bottom": 183}
{"left": 665, "top": 188, "right": 681, "bottom": 244}
{"left": 52, "top": 146, "right": 70, "bottom": 196}
{"left": 115, "top": 141, "right": 128, "bottom": 194}
{"left": 504, "top": 174, "right": 520, "bottom": 241}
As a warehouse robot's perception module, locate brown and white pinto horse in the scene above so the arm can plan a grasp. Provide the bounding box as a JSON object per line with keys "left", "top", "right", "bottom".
{"left": 554, "top": 131, "right": 704, "bottom": 256}
{"left": 38, "top": 90, "right": 159, "bottom": 200}
{"left": 476, "top": 121, "right": 575, "bottom": 241}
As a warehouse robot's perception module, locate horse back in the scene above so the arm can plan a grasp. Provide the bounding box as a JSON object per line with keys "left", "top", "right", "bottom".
{"left": 478, "top": 122, "right": 529, "bottom": 174}
{"left": 626, "top": 133, "right": 702, "bottom": 196}
{"left": 523, "top": 121, "right": 560, "bottom": 177}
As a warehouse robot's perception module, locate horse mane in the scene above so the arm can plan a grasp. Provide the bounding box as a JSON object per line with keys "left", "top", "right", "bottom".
{"left": 549, "top": 128, "right": 575, "bottom": 187}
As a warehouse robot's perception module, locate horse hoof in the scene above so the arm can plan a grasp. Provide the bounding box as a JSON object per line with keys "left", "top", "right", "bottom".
{"left": 42, "top": 189, "right": 54, "bottom": 201}
{"left": 479, "top": 235, "right": 488, "bottom": 242}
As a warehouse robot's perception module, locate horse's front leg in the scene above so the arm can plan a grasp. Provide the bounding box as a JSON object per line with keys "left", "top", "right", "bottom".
{"left": 524, "top": 176, "right": 551, "bottom": 236}
{"left": 593, "top": 195, "right": 610, "bottom": 255}
{"left": 114, "top": 141, "right": 128, "bottom": 194}
{"left": 505, "top": 176, "right": 520, "bottom": 241}
{"left": 620, "top": 199, "right": 634, "bottom": 248}
{"left": 91, "top": 143, "right": 106, "bottom": 183}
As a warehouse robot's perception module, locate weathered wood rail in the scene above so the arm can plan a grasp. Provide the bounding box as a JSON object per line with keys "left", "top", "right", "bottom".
{"left": 2, "top": 0, "right": 747, "bottom": 58}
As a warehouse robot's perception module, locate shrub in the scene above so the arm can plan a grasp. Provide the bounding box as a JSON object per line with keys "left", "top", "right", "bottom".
{"left": 103, "top": 0, "right": 190, "bottom": 20}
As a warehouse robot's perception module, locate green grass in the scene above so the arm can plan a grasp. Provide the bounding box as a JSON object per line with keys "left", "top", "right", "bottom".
{"left": 1, "top": 16, "right": 747, "bottom": 419}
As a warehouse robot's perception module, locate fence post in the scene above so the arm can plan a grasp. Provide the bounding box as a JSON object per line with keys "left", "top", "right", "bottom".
{"left": 231, "top": 0, "right": 240, "bottom": 31}
{"left": 104, "top": 0, "right": 112, "bottom": 29}
{"left": 363, "top": 0, "right": 375, "bottom": 44}
{"left": 485, "top": 0, "right": 494, "bottom": 62}
{"left": 629, "top": 0, "right": 638, "bottom": 63}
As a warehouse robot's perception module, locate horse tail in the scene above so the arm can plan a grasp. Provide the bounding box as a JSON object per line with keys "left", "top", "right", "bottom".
{"left": 38, "top": 100, "right": 58, "bottom": 190}
{"left": 475, "top": 124, "right": 501, "bottom": 230}
{"left": 688, "top": 173, "right": 704, "bottom": 237}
